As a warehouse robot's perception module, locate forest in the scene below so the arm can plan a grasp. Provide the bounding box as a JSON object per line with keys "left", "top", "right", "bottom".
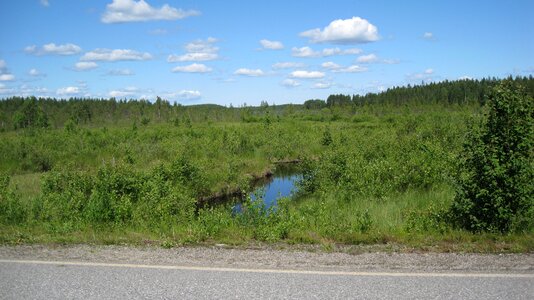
{"left": 0, "top": 77, "right": 532, "bottom": 251}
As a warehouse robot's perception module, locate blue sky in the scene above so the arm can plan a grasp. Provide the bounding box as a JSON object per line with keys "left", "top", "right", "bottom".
{"left": 0, "top": 0, "right": 533, "bottom": 106}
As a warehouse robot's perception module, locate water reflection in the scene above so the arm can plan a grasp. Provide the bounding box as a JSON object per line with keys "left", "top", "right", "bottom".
{"left": 233, "top": 164, "right": 302, "bottom": 212}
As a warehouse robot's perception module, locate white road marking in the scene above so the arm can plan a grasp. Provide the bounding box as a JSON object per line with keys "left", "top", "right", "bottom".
{"left": 1, "top": 259, "right": 533, "bottom": 278}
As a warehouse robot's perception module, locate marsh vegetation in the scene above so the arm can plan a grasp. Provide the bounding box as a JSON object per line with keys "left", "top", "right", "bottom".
{"left": 1, "top": 77, "right": 533, "bottom": 252}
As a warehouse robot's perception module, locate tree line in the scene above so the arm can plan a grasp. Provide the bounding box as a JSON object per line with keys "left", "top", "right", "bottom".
{"left": 1, "top": 76, "right": 533, "bottom": 131}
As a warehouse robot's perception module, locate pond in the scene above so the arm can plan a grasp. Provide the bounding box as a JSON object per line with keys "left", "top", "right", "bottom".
{"left": 233, "top": 164, "right": 303, "bottom": 212}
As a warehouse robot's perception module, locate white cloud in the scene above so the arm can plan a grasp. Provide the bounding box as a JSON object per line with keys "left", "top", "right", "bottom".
{"left": 383, "top": 59, "right": 400, "bottom": 64}
{"left": 25, "top": 43, "right": 82, "bottom": 56}
{"left": 172, "top": 63, "right": 212, "bottom": 73}
{"left": 458, "top": 75, "right": 472, "bottom": 80}
{"left": 185, "top": 37, "right": 218, "bottom": 53}
{"left": 74, "top": 62, "right": 98, "bottom": 71}
{"left": 292, "top": 46, "right": 362, "bottom": 58}
{"left": 0, "top": 60, "right": 15, "bottom": 81}
{"left": 57, "top": 86, "right": 80, "bottom": 96}
{"left": 356, "top": 53, "right": 378, "bottom": 63}
{"left": 300, "top": 17, "right": 379, "bottom": 44}
{"left": 81, "top": 49, "right": 152, "bottom": 61}
{"left": 272, "top": 62, "right": 306, "bottom": 69}
{"left": 290, "top": 70, "right": 325, "bottom": 79}
{"left": 40, "top": 0, "right": 49, "bottom": 7}
{"left": 321, "top": 61, "right": 341, "bottom": 70}
{"left": 101, "top": 0, "right": 200, "bottom": 23}
{"left": 260, "top": 39, "right": 284, "bottom": 50}
{"left": 407, "top": 68, "right": 437, "bottom": 82}
{"left": 423, "top": 32, "right": 434, "bottom": 40}
{"left": 332, "top": 65, "right": 368, "bottom": 73}
{"left": 168, "top": 53, "right": 218, "bottom": 62}
{"left": 107, "top": 69, "right": 135, "bottom": 76}
{"left": 322, "top": 47, "right": 362, "bottom": 56}
{"left": 312, "top": 82, "right": 332, "bottom": 89}
{"left": 109, "top": 90, "right": 135, "bottom": 98}
{"left": 234, "top": 68, "right": 265, "bottom": 77}
{"left": 176, "top": 90, "right": 201, "bottom": 100}
{"left": 0, "top": 83, "right": 13, "bottom": 94}
{"left": 29, "top": 68, "right": 46, "bottom": 77}
{"left": 292, "top": 47, "right": 320, "bottom": 58}
{"left": 109, "top": 86, "right": 139, "bottom": 98}
{"left": 0, "top": 74, "right": 15, "bottom": 81}
{"left": 281, "top": 79, "right": 300, "bottom": 87}
{"left": 168, "top": 37, "right": 219, "bottom": 62}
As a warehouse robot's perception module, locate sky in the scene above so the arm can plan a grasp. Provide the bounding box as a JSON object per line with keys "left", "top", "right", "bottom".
{"left": 0, "top": 0, "right": 533, "bottom": 106}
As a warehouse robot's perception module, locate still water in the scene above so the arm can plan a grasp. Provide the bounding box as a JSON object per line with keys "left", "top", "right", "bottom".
{"left": 234, "top": 165, "right": 302, "bottom": 212}
{"left": 250, "top": 173, "right": 303, "bottom": 209}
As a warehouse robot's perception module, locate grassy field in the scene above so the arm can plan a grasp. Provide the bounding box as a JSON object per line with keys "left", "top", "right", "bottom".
{"left": 1, "top": 81, "right": 533, "bottom": 252}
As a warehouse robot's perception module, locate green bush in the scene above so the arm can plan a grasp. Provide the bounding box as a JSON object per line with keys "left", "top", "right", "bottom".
{"left": 0, "top": 174, "right": 26, "bottom": 224}
{"left": 450, "top": 80, "right": 534, "bottom": 232}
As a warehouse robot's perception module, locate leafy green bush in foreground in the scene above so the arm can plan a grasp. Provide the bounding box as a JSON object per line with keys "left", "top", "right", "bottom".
{"left": 450, "top": 81, "right": 534, "bottom": 233}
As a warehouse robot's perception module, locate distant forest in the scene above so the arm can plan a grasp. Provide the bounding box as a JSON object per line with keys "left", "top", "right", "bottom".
{"left": 1, "top": 76, "right": 533, "bottom": 131}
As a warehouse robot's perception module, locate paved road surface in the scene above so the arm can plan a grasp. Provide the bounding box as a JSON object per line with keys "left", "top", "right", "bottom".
{"left": 1, "top": 259, "right": 533, "bottom": 299}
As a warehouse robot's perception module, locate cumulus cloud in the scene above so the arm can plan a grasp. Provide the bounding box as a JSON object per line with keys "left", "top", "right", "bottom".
{"left": 292, "top": 46, "right": 362, "bottom": 58}
{"left": 172, "top": 63, "right": 212, "bottom": 73}
{"left": 322, "top": 47, "right": 362, "bottom": 56}
{"left": 109, "top": 90, "right": 134, "bottom": 98}
{"left": 0, "top": 83, "right": 13, "bottom": 94}
{"left": 184, "top": 37, "right": 218, "bottom": 52}
{"left": 300, "top": 17, "right": 379, "bottom": 44}
{"left": 74, "top": 62, "right": 98, "bottom": 71}
{"left": 312, "top": 82, "right": 332, "bottom": 89}
{"left": 291, "top": 47, "right": 320, "bottom": 58}
{"left": 0, "top": 74, "right": 15, "bottom": 81}
{"left": 81, "top": 49, "right": 152, "bottom": 61}
{"left": 332, "top": 65, "right": 368, "bottom": 73}
{"left": 25, "top": 43, "right": 82, "bottom": 55}
{"left": 168, "top": 37, "right": 219, "bottom": 62}
{"left": 260, "top": 39, "right": 284, "bottom": 50}
{"left": 383, "top": 59, "right": 400, "bottom": 64}
{"left": 0, "top": 60, "right": 15, "bottom": 81}
{"left": 281, "top": 79, "right": 300, "bottom": 87}
{"left": 407, "top": 68, "right": 437, "bottom": 82}
{"left": 234, "top": 68, "right": 265, "bottom": 77}
{"left": 28, "top": 68, "right": 46, "bottom": 77}
{"left": 109, "top": 86, "right": 139, "bottom": 98}
{"left": 168, "top": 53, "right": 217, "bottom": 62}
{"left": 272, "top": 62, "right": 306, "bottom": 69}
{"left": 290, "top": 70, "right": 325, "bottom": 79}
{"left": 101, "top": 0, "right": 200, "bottom": 23}
{"left": 321, "top": 61, "right": 341, "bottom": 70}
{"left": 106, "top": 69, "right": 135, "bottom": 76}
{"left": 175, "top": 90, "right": 201, "bottom": 100}
{"left": 57, "top": 86, "right": 80, "bottom": 96}
{"left": 356, "top": 53, "right": 378, "bottom": 63}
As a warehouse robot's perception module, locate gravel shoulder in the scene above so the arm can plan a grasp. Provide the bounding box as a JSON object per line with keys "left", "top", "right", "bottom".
{"left": 1, "top": 244, "right": 533, "bottom": 274}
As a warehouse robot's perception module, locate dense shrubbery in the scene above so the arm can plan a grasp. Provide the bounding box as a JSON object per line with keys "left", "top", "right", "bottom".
{"left": 450, "top": 81, "right": 534, "bottom": 233}
{"left": 0, "top": 77, "right": 532, "bottom": 248}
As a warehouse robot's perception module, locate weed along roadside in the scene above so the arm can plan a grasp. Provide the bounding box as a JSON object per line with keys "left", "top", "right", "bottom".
{"left": 0, "top": 78, "right": 533, "bottom": 252}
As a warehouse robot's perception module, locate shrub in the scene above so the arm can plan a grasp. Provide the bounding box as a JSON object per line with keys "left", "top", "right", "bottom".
{"left": 450, "top": 80, "right": 534, "bottom": 232}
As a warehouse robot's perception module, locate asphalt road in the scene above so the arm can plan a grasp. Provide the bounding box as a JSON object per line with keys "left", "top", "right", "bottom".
{"left": 1, "top": 260, "right": 533, "bottom": 299}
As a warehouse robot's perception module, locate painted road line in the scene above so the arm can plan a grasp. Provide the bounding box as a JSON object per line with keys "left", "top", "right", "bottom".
{"left": 1, "top": 259, "right": 533, "bottom": 278}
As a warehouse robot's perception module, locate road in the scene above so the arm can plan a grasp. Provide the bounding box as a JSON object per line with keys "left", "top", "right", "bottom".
{"left": 1, "top": 259, "right": 533, "bottom": 299}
